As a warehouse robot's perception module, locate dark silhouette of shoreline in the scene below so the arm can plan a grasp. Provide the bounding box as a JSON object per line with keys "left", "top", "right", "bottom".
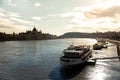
{"left": 0, "top": 27, "right": 57, "bottom": 41}
{"left": 0, "top": 28, "right": 119, "bottom": 41}
{"left": 58, "top": 31, "right": 120, "bottom": 41}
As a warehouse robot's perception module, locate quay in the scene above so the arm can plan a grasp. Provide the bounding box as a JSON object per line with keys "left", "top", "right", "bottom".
{"left": 103, "top": 38, "right": 120, "bottom": 61}
{"left": 89, "top": 38, "right": 120, "bottom": 63}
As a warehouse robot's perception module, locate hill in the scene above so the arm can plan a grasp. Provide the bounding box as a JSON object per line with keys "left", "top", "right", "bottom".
{"left": 59, "top": 32, "right": 95, "bottom": 38}
{"left": 58, "top": 32, "right": 120, "bottom": 41}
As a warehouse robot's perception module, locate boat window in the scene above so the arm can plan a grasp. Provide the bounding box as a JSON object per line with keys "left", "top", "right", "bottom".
{"left": 64, "top": 52, "right": 81, "bottom": 58}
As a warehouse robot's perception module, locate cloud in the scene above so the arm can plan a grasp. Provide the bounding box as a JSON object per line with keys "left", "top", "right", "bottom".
{"left": 0, "top": 8, "right": 21, "bottom": 18}
{"left": 7, "top": 0, "right": 11, "bottom": 3}
{"left": 0, "top": 22, "right": 14, "bottom": 29}
{"left": 7, "top": 12, "right": 21, "bottom": 17}
{"left": 10, "top": 17, "right": 32, "bottom": 24}
{"left": 64, "top": 22, "right": 120, "bottom": 33}
{"left": 60, "top": 12, "right": 83, "bottom": 18}
{"left": 0, "top": 17, "right": 17, "bottom": 29}
{"left": 64, "top": 24, "right": 97, "bottom": 33}
{"left": 32, "top": 17, "right": 41, "bottom": 21}
{"left": 34, "top": 2, "right": 41, "bottom": 7}
{"left": 0, "top": 9, "right": 32, "bottom": 33}
{"left": 84, "top": 6, "right": 120, "bottom": 18}
{"left": 73, "top": 0, "right": 120, "bottom": 19}
{"left": 66, "top": 15, "right": 120, "bottom": 32}
{"left": 0, "top": 13, "right": 5, "bottom": 17}
{"left": 0, "top": 17, "right": 14, "bottom": 24}
{"left": 0, "top": 8, "right": 32, "bottom": 24}
{"left": 2, "top": 0, "right": 16, "bottom": 6}
{"left": 59, "top": 0, "right": 120, "bottom": 32}
{"left": 0, "top": 17, "right": 29, "bottom": 33}
{"left": 3, "top": 0, "right": 12, "bottom": 3}
{"left": 48, "top": 14, "right": 59, "bottom": 17}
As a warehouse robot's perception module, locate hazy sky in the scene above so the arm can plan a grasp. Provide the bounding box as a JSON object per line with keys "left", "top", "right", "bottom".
{"left": 0, "top": 0, "right": 120, "bottom": 35}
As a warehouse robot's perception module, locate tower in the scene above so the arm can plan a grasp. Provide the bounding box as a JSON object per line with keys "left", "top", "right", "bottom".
{"left": 32, "top": 26, "right": 38, "bottom": 32}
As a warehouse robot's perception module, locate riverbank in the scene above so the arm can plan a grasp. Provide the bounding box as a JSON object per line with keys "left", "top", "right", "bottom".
{"left": 97, "top": 38, "right": 120, "bottom": 45}
{"left": 106, "top": 39, "right": 120, "bottom": 45}
{"left": 97, "top": 38, "right": 120, "bottom": 58}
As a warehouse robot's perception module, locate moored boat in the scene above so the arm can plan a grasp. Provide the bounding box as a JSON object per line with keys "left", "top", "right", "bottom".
{"left": 93, "top": 43, "right": 103, "bottom": 50}
{"left": 93, "top": 40, "right": 108, "bottom": 50}
{"left": 60, "top": 45, "right": 92, "bottom": 67}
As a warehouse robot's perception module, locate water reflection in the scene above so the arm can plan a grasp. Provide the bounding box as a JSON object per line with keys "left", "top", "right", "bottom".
{"left": 0, "top": 39, "right": 119, "bottom": 80}
{"left": 87, "top": 65, "right": 109, "bottom": 80}
{"left": 49, "top": 64, "right": 86, "bottom": 80}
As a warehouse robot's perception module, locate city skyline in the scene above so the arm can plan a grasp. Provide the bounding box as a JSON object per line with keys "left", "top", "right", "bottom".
{"left": 0, "top": 0, "right": 120, "bottom": 35}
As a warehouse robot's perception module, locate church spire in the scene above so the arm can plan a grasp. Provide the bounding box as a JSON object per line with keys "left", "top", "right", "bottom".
{"left": 32, "top": 25, "right": 37, "bottom": 32}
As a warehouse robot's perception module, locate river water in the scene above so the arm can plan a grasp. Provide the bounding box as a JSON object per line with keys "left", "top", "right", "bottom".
{"left": 0, "top": 38, "right": 119, "bottom": 80}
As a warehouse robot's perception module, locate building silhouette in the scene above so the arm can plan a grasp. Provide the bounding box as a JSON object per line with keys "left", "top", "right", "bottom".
{"left": 19, "top": 27, "right": 56, "bottom": 40}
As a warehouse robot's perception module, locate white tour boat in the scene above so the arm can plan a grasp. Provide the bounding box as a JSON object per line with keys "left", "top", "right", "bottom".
{"left": 60, "top": 45, "right": 92, "bottom": 67}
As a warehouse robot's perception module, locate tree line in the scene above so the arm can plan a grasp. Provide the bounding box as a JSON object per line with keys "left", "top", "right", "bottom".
{"left": 58, "top": 31, "right": 120, "bottom": 41}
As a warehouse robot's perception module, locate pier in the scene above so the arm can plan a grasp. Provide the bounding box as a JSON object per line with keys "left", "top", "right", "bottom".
{"left": 106, "top": 39, "right": 120, "bottom": 61}
{"left": 89, "top": 38, "right": 120, "bottom": 63}
{"left": 89, "top": 56, "right": 120, "bottom": 64}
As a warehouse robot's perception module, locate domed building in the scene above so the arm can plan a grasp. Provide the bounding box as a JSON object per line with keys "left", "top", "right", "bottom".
{"left": 19, "top": 26, "right": 57, "bottom": 40}
{"left": 19, "top": 27, "right": 43, "bottom": 40}
{"left": 32, "top": 27, "right": 37, "bottom": 32}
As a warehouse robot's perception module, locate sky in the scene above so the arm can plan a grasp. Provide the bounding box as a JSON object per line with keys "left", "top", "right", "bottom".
{"left": 0, "top": 0, "right": 120, "bottom": 35}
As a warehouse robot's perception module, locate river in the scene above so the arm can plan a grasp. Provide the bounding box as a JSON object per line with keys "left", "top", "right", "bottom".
{"left": 0, "top": 38, "right": 119, "bottom": 80}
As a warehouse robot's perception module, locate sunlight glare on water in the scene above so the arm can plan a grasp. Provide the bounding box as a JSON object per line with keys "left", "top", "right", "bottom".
{"left": 89, "top": 66, "right": 109, "bottom": 80}
{"left": 67, "top": 38, "right": 97, "bottom": 45}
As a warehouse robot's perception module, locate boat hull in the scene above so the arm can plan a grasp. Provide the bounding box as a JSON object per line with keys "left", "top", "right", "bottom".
{"left": 93, "top": 45, "right": 103, "bottom": 50}
{"left": 93, "top": 43, "right": 103, "bottom": 50}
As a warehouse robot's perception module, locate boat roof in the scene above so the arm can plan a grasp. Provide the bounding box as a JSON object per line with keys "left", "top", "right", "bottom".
{"left": 64, "top": 49, "right": 83, "bottom": 53}
{"left": 68, "top": 45, "right": 90, "bottom": 49}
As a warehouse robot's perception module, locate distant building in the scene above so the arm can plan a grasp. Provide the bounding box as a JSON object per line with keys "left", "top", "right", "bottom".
{"left": 0, "top": 26, "right": 57, "bottom": 41}
{"left": 18, "top": 27, "right": 57, "bottom": 40}
{"left": 19, "top": 27, "right": 42, "bottom": 40}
